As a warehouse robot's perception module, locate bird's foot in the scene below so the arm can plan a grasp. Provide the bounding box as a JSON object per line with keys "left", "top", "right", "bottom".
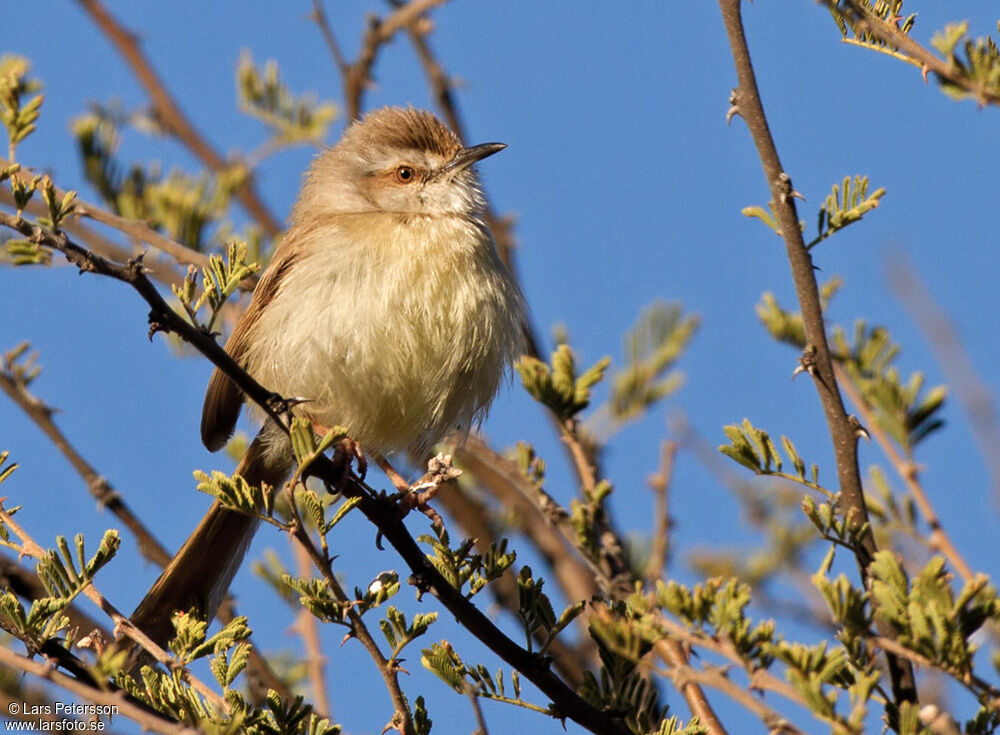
{"left": 312, "top": 422, "right": 366, "bottom": 492}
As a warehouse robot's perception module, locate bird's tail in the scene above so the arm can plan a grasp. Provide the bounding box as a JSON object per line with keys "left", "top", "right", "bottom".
{"left": 130, "top": 427, "right": 292, "bottom": 647}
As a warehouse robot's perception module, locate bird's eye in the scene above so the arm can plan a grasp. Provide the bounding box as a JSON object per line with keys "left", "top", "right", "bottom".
{"left": 394, "top": 166, "right": 416, "bottom": 184}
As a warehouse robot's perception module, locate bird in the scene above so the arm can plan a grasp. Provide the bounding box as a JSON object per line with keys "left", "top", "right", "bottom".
{"left": 131, "top": 107, "right": 525, "bottom": 646}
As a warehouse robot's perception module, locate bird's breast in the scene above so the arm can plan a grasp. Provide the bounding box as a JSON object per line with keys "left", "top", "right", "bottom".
{"left": 242, "top": 213, "right": 523, "bottom": 454}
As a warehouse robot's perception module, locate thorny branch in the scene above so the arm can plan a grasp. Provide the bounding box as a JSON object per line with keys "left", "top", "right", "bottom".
{"left": 717, "top": 0, "right": 918, "bottom": 705}
{"left": 823, "top": 0, "right": 1000, "bottom": 108}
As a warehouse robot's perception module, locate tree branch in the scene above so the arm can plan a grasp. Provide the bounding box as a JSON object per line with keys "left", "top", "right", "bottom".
{"left": 824, "top": 0, "right": 1000, "bottom": 108}
{"left": 717, "top": 0, "right": 917, "bottom": 705}
{"left": 290, "top": 539, "right": 331, "bottom": 720}
{"left": 643, "top": 441, "right": 676, "bottom": 586}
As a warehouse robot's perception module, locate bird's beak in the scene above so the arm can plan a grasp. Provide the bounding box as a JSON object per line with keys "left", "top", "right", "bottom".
{"left": 430, "top": 142, "right": 506, "bottom": 180}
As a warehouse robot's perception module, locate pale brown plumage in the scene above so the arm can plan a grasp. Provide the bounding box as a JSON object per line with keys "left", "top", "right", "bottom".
{"left": 131, "top": 107, "right": 523, "bottom": 646}
{"left": 201, "top": 245, "right": 301, "bottom": 451}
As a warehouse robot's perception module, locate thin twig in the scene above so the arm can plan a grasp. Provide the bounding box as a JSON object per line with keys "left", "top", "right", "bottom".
{"left": 0, "top": 646, "right": 196, "bottom": 735}
{"left": 286, "top": 494, "right": 412, "bottom": 735}
{"left": 0, "top": 366, "right": 172, "bottom": 568}
{"left": 558, "top": 419, "right": 631, "bottom": 594}
{"left": 644, "top": 441, "right": 676, "bottom": 585}
{"left": 655, "top": 640, "right": 731, "bottom": 735}
{"left": 836, "top": 365, "right": 974, "bottom": 582}
{"left": 453, "top": 437, "right": 605, "bottom": 600}
{"left": 0, "top": 502, "right": 227, "bottom": 712}
{"left": 869, "top": 635, "right": 1000, "bottom": 706}
{"left": 1, "top": 157, "right": 212, "bottom": 271}
{"left": 824, "top": 0, "right": 1000, "bottom": 108}
{"left": 652, "top": 658, "right": 803, "bottom": 735}
{"left": 434, "top": 444, "right": 595, "bottom": 683}
{"left": 717, "top": 0, "right": 917, "bottom": 705}
{"left": 463, "top": 681, "right": 490, "bottom": 735}
{"left": 888, "top": 259, "right": 1000, "bottom": 507}
{"left": 351, "top": 0, "right": 448, "bottom": 121}
{"left": 73, "top": 0, "right": 283, "bottom": 237}
{"left": 650, "top": 613, "right": 809, "bottom": 711}
{"left": 291, "top": 538, "right": 331, "bottom": 720}
{"left": 309, "top": 0, "right": 350, "bottom": 78}
{"left": 457, "top": 436, "right": 727, "bottom": 732}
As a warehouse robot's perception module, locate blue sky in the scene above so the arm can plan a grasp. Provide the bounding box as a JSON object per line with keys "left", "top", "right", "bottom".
{"left": 4, "top": 2, "right": 1000, "bottom": 733}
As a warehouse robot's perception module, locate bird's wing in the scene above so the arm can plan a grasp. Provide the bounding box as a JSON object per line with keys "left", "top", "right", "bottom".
{"left": 200, "top": 242, "right": 301, "bottom": 451}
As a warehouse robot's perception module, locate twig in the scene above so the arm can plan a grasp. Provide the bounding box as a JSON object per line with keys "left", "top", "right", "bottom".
{"left": 433, "top": 449, "right": 594, "bottom": 684}
{"left": 73, "top": 0, "right": 283, "bottom": 237}
{"left": 0, "top": 366, "right": 172, "bottom": 568}
{"left": 0, "top": 646, "right": 194, "bottom": 735}
{"left": 0, "top": 187, "right": 188, "bottom": 292}
{"left": 652, "top": 657, "right": 802, "bottom": 735}
{"left": 455, "top": 437, "right": 728, "bottom": 732}
{"left": 453, "top": 437, "right": 604, "bottom": 602}
{"left": 316, "top": 0, "right": 448, "bottom": 122}
{"left": 291, "top": 539, "right": 331, "bottom": 719}
{"left": 463, "top": 681, "right": 490, "bottom": 735}
{"left": 644, "top": 441, "right": 676, "bottom": 585}
{"left": 309, "top": 0, "right": 350, "bottom": 78}
{"left": 559, "top": 419, "right": 631, "bottom": 595}
{"left": 349, "top": 0, "right": 448, "bottom": 121}
{"left": 869, "top": 635, "right": 1000, "bottom": 707}
{"left": 0, "top": 502, "right": 227, "bottom": 712}
{"left": 650, "top": 613, "right": 809, "bottom": 711}
{"left": 836, "top": 365, "right": 975, "bottom": 582}
{"left": 824, "top": 0, "right": 1000, "bottom": 108}
{"left": 655, "top": 639, "right": 731, "bottom": 735}
{"left": 0, "top": 555, "right": 110, "bottom": 640}
{"left": 286, "top": 494, "right": 411, "bottom": 735}
{"left": 888, "top": 259, "right": 1000, "bottom": 507}
{"left": 717, "top": 0, "right": 917, "bottom": 705}
{"left": 1, "top": 157, "right": 212, "bottom": 272}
